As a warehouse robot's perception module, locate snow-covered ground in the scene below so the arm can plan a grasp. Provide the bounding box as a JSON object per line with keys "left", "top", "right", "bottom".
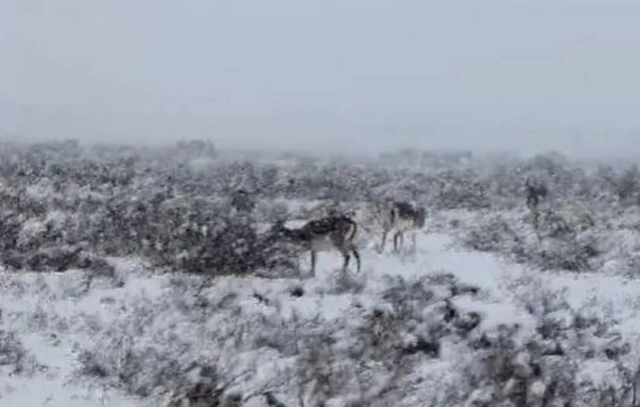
{"left": 3, "top": 220, "right": 640, "bottom": 406}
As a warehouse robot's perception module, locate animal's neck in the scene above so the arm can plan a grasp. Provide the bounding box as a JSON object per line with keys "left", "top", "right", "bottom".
{"left": 282, "top": 227, "right": 307, "bottom": 241}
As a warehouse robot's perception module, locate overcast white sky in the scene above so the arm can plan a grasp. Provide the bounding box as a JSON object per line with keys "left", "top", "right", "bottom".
{"left": 3, "top": 0, "right": 640, "bottom": 156}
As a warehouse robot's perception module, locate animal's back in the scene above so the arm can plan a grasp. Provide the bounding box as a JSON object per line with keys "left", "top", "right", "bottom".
{"left": 388, "top": 201, "right": 425, "bottom": 231}
{"left": 302, "top": 215, "right": 357, "bottom": 250}
{"left": 393, "top": 201, "right": 416, "bottom": 219}
{"left": 305, "top": 217, "right": 341, "bottom": 235}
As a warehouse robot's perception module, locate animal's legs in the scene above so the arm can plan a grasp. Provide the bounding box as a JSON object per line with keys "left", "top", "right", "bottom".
{"left": 380, "top": 230, "right": 388, "bottom": 253}
{"left": 310, "top": 251, "right": 317, "bottom": 277}
{"left": 341, "top": 249, "right": 351, "bottom": 270}
{"left": 351, "top": 246, "right": 361, "bottom": 272}
{"left": 393, "top": 231, "right": 403, "bottom": 252}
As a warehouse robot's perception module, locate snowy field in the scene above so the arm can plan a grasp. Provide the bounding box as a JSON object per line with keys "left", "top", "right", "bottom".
{"left": 3, "top": 222, "right": 640, "bottom": 406}
{"left": 1, "top": 143, "right": 640, "bottom": 406}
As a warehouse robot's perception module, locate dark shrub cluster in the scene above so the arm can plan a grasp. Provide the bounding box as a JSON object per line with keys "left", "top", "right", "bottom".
{"left": 0, "top": 140, "right": 638, "bottom": 277}
{"left": 459, "top": 282, "right": 634, "bottom": 407}
{"left": 459, "top": 209, "right": 602, "bottom": 273}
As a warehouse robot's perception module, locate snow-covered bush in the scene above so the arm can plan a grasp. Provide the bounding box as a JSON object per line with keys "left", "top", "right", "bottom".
{"left": 458, "top": 209, "right": 604, "bottom": 273}
{"left": 0, "top": 141, "right": 632, "bottom": 278}
{"left": 433, "top": 171, "right": 492, "bottom": 211}
{"left": 69, "top": 268, "right": 484, "bottom": 406}
{"left": 459, "top": 213, "right": 523, "bottom": 253}
{"left": 0, "top": 330, "right": 41, "bottom": 377}
{"left": 457, "top": 277, "right": 635, "bottom": 406}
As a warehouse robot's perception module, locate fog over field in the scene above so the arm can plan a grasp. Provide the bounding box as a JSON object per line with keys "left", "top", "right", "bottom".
{"left": 4, "top": 1, "right": 640, "bottom": 406}
{"left": 4, "top": 0, "right": 640, "bottom": 157}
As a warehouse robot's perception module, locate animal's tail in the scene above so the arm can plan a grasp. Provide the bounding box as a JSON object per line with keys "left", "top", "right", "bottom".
{"left": 347, "top": 219, "right": 358, "bottom": 242}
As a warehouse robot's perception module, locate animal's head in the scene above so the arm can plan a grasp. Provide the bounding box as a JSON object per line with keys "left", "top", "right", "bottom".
{"left": 537, "top": 183, "right": 549, "bottom": 196}
{"left": 525, "top": 176, "right": 533, "bottom": 187}
{"left": 269, "top": 219, "right": 288, "bottom": 236}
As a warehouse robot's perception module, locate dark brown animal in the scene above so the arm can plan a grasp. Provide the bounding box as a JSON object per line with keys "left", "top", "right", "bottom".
{"left": 272, "top": 215, "right": 360, "bottom": 276}
{"left": 525, "top": 177, "right": 548, "bottom": 211}
{"left": 525, "top": 177, "right": 548, "bottom": 228}
{"left": 380, "top": 201, "right": 426, "bottom": 252}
